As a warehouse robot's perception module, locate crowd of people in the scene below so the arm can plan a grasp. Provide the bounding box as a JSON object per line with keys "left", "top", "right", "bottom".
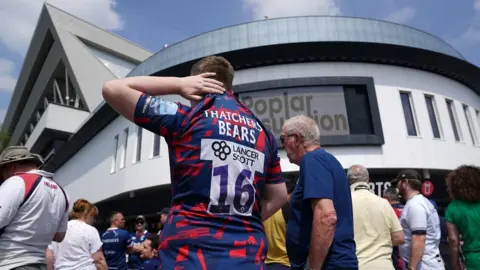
{"left": 0, "top": 55, "right": 479, "bottom": 270}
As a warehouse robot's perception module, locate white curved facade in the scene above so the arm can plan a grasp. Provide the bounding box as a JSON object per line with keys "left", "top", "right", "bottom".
{"left": 54, "top": 62, "right": 480, "bottom": 204}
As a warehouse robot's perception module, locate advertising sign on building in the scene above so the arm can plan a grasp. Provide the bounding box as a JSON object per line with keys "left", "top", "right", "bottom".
{"left": 239, "top": 86, "right": 350, "bottom": 141}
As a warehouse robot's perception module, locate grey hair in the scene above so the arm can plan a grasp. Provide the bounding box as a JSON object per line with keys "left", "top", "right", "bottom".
{"left": 347, "top": 165, "right": 369, "bottom": 184}
{"left": 383, "top": 188, "right": 400, "bottom": 201}
{"left": 282, "top": 115, "right": 320, "bottom": 145}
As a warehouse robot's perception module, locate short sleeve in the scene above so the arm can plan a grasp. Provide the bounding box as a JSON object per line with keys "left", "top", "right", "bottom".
{"left": 302, "top": 153, "right": 333, "bottom": 201}
{"left": 444, "top": 201, "right": 457, "bottom": 224}
{"left": 265, "top": 134, "right": 283, "bottom": 184}
{"left": 0, "top": 177, "right": 25, "bottom": 229}
{"left": 386, "top": 203, "right": 403, "bottom": 232}
{"left": 407, "top": 203, "right": 427, "bottom": 233}
{"left": 134, "top": 93, "right": 189, "bottom": 140}
{"left": 56, "top": 192, "right": 69, "bottom": 233}
{"left": 89, "top": 227, "right": 103, "bottom": 254}
{"left": 124, "top": 231, "right": 133, "bottom": 248}
{"left": 56, "top": 211, "right": 69, "bottom": 233}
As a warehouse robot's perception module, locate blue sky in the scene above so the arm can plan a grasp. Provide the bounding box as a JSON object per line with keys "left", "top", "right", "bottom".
{"left": 0, "top": 0, "right": 479, "bottom": 123}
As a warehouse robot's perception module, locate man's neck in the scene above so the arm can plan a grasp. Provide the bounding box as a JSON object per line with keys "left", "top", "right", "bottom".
{"left": 405, "top": 190, "right": 420, "bottom": 201}
{"left": 305, "top": 144, "right": 321, "bottom": 153}
{"left": 13, "top": 165, "right": 37, "bottom": 175}
{"left": 391, "top": 200, "right": 401, "bottom": 205}
{"left": 136, "top": 229, "right": 145, "bottom": 234}
{"left": 109, "top": 225, "right": 118, "bottom": 229}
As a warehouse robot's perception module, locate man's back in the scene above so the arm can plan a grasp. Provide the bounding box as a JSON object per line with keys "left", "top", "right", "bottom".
{"left": 134, "top": 92, "right": 282, "bottom": 268}
{"left": 351, "top": 183, "right": 402, "bottom": 270}
{"left": 0, "top": 170, "right": 68, "bottom": 268}
{"left": 101, "top": 228, "right": 132, "bottom": 270}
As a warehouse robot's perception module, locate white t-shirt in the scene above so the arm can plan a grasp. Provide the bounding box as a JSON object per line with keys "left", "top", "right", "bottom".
{"left": 399, "top": 194, "right": 445, "bottom": 270}
{"left": 0, "top": 170, "right": 69, "bottom": 269}
{"left": 49, "top": 220, "right": 103, "bottom": 270}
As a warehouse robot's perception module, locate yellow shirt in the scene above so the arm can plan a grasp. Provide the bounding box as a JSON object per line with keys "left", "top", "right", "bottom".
{"left": 263, "top": 209, "right": 290, "bottom": 267}
{"left": 350, "top": 182, "right": 403, "bottom": 270}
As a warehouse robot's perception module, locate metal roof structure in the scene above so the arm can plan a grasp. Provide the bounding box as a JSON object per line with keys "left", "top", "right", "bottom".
{"left": 2, "top": 3, "right": 151, "bottom": 146}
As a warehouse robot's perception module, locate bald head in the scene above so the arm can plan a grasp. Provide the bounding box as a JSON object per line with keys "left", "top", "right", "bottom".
{"left": 347, "top": 165, "right": 369, "bottom": 185}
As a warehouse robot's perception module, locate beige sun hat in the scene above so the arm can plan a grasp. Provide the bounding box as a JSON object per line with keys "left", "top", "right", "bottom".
{"left": 0, "top": 146, "right": 44, "bottom": 169}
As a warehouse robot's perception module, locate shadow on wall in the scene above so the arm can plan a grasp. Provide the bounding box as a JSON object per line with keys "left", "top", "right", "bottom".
{"left": 53, "top": 138, "right": 111, "bottom": 187}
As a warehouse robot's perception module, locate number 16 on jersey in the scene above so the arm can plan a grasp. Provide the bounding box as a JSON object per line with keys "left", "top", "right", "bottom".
{"left": 201, "top": 139, "right": 265, "bottom": 216}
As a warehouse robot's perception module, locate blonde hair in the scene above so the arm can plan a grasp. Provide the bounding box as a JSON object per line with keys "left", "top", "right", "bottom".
{"left": 69, "top": 199, "right": 98, "bottom": 220}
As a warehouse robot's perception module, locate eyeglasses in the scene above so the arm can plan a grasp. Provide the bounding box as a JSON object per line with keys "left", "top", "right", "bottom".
{"left": 280, "top": 134, "right": 295, "bottom": 145}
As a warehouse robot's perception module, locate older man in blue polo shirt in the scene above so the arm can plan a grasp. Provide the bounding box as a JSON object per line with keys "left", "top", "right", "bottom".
{"left": 281, "top": 115, "right": 358, "bottom": 270}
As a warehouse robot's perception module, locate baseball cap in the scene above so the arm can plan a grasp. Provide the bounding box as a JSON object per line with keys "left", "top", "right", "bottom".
{"left": 135, "top": 215, "right": 146, "bottom": 223}
{"left": 159, "top": 207, "right": 170, "bottom": 215}
{"left": 391, "top": 169, "right": 422, "bottom": 184}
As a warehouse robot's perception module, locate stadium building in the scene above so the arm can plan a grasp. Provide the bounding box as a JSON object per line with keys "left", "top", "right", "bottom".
{"left": 3, "top": 4, "right": 480, "bottom": 228}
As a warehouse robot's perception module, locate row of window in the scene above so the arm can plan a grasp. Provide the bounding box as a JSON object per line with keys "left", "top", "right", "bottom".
{"left": 400, "top": 91, "right": 480, "bottom": 144}
{"left": 111, "top": 126, "right": 161, "bottom": 173}
{"left": 109, "top": 91, "right": 478, "bottom": 173}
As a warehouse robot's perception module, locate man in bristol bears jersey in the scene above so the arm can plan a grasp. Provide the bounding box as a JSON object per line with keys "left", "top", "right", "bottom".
{"left": 102, "top": 56, "right": 288, "bottom": 269}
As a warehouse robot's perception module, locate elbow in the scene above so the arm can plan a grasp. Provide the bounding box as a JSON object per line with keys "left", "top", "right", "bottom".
{"left": 393, "top": 237, "right": 405, "bottom": 246}
{"left": 52, "top": 232, "right": 66, "bottom": 243}
{"left": 321, "top": 212, "right": 337, "bottom": 236}
{"left": 448, "top": 237, "right": 459, "bottom": 247}
{"left": 102, "top": 80, "right": 120, "bottom": 102}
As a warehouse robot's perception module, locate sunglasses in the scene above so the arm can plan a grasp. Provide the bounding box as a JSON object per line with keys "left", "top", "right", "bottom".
{"left": 136, "top": 221, "right": 145, "bottom": 225}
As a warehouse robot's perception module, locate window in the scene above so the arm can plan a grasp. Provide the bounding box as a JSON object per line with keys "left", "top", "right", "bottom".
{"left": 153, "top": 135, "right": 161, "bottom": 157}
{"left": 477, "top": 110, "right": 480, "bottom": 129}
{"left": 400, "top": 92, "right": 418, "bottom": 136}
{"left": 344, "top": 86, "right": 374, "bottom": 134}
{"left": 463, "top": 105, "right": 478, "bottom": 144}
{"left": 424, "top": 95, "right": 442, "bottom": 139}
{"left": 120, "top": 128, "right": 128, "bottom": 169}
{"left": 134, "top": 127, "right": 143, "bottom": 163}
{"left": 111, "top": 135, "right": 119, "bottom": 173}
{"left": 446, "top": 100, "right": 461, "bottom": 142}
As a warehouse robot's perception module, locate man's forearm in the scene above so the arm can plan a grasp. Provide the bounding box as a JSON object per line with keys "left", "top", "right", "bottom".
{"left": 308, "top": 216, "right": 336, "bottom": 269}
{"left": 95, "top": 259, "right": 108, "bottom": 270}
{"left": 104, "top": 76, "right": 183, "bottom": 97}
{"left": 261, "top": 197, "right": 287, "bottom": 222}
{"left": 409, "top": 236, "right": 426, "bottom": 269}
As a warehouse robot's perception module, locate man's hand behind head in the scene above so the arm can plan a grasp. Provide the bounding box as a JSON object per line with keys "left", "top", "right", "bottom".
{"left": 179, "top": 73, "right": 225, "bottom": 101}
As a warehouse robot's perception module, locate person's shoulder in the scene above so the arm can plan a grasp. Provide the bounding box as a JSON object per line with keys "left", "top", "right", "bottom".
{"left": 0, "top": 176, "right": 25, "bottom": 194}
{"left": 447, "top": 199, "right": 463, "bottom": 208}
{"left": 114, "top": 228, "right": 129, "bottom": 236}
{"left": 84, "top": 222, "right": 99, "bottom": 233}
{"left": 376, "top": 196, "right": 396, "bottom": 210}
{"left": 306, "top": 148, "right": 334, "bottom": 160}
{"left": 302, "top": 148, "right": 340, "bottom": 167}
{"left": 1, "top": 175, "right": 25, "bottom": 186}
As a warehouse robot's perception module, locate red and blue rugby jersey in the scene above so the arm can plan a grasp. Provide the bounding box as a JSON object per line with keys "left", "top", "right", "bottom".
{"left": 134, "top": 91, "right": 283, "bottom": 267}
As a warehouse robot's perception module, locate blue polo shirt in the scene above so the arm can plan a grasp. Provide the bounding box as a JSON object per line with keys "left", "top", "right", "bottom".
{"left": 286, "top": 148, "right": 358, "bottom": 269}
{"left": 101, "top": 228, "right": 133, "bottom": 270}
